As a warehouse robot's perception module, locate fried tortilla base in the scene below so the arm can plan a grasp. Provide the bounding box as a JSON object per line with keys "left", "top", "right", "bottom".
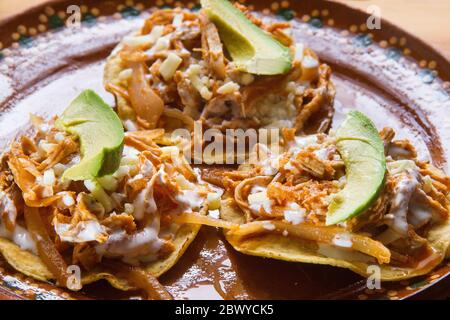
{"left": 104, "top": 42, "right": 135, "bottom": 123}
{"left": 0, "top": 223, "right": 200, "bottom": 291}
{"left": 221, "top": 198, "right": 450, "bottom": 281}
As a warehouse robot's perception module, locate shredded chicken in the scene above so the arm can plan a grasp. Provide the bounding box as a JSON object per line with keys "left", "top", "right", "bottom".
{"left": 106, "top": 6, "right": 335, "bottom": 134}
{"left": 219, "top": 127, "right": 450, "bottom": 268}
{"left": 0, "top": 117, "right": 219, "bottom": 296}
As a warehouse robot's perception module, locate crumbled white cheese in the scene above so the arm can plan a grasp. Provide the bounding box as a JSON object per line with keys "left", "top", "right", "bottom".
{"left": 38, "top": 124, "right": 50, "bottom": 133}
{"left": 123, "top": 25, "right": 164, "bottom": 48}
{"left": 207, "top": 192, "right": 221, "bottom": 210}
{"left": 187, "top": 65, "right": 212, "bottom": 100}
{"left": 283, "top": 202, "right": 306, "bottom": 225}
{"left": 113, "top": 165, "right": 131, "bottom": 180}
{"left": 53, "top": 163, "right": 66, "bottom": 176}
{"left": 124, "top": 203, "right": 135, "bottom": 215}
{"left": 172, "top": 13, "right": 184, "bottom": 27}
{"left": 38, "top": 140, "right": 57, "bottom": 154}
{"left": 295, "top": 43, "right": 304, "bottom": 62}
{"left": 217, "top": 81, "right": 240, "bottom": 95}
{"left": 337, "top": 175, "right": 347, "bottom": 188}
{"left": 54, "top": 132, "right": 65, "bottom": 142}
{"left": 200, "top": 86, "right": 213, "bottom": 100}
{"left": 248, "top": 190, "right": 272, "bottom": 214}
{"left": 151, "top": 35, "right": 171, "bottom": 53}
{"left": 62, "top": 193, "right": 75, "bottom": 207}
{"left": 332, "top": 233, "right": 353, "bottom": 248}
{"left": 123, "top": 119, "right": 138, "bottom": 132}
{"left": 159, "top": 52, "right": 183, "bottom": 81}
{"left": 262, "top": 221, "right": 276, "bottom": 231}
{"left": 43, "top": 169, "right": 56, "bottom": 186}
{"left": 208, "top": 209, "right": 220, "bottom": 219}
{"left": 302, "top": 55, "right": 319, "bottom": 69}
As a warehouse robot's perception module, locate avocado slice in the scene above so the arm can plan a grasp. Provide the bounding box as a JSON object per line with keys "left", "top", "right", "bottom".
{"left": 326, "top": 111, "right": 386, "bottom": 225}
{"left": 201, "top": 0, "right": 293, "bottom": 75}
{"left": 56, "top": 90, "right": 124, "bottom": 181}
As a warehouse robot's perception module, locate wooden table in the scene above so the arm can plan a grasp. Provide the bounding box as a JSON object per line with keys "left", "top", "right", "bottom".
{"left": 0, "top": 0, "right": 449, "bottom": 57}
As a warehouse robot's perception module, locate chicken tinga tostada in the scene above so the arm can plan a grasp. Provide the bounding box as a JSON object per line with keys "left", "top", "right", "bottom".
{"left": 204, "top": 111, "right": 450, "bottom": 280}
{"left": 104, "top": 0, "right": 335, "bottom": 135}
{"left": 0, "top": 90, "right": 224, "bottom": 299}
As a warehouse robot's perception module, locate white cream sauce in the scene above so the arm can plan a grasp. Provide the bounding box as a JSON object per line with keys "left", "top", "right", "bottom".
{"left": 0, "top": 222, "right": 37, "bottom": 254}
{"left": 248, "top": 189, "right": 272, "bottom": 214}
{"left": 96, "top": 219, "right": 164, "bottom": 261}
{"left": 54, "top": 220, "right": 106, "bottom": 243}
{"left": 283, "top": 202, "right": 305, "bottom": 225}
{"left": 0, "top": 191, "right": 17, "bottom": 226}
{"left": 386, "top": 167, "right": 420, "bottom": 235}
{"left": 175, "top": 190, "right": 205, "bottom": 209}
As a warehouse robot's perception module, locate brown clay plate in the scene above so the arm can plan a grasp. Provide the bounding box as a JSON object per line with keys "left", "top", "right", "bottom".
{"left": 0, "top": 0, "right": 449, "bottom": 300}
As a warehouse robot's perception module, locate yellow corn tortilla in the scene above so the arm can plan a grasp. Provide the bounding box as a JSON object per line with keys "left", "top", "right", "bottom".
{"left": 220, "top": 198, "right": 450, "bottom": 281}
{"left": 0, "top": 223, "right": 200, "bottom": 290}
{"left": 104, "top": 42, "right": 136, "bottom": 123}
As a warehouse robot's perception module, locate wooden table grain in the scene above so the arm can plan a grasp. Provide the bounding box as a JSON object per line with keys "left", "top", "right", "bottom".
{"left": 0, "top": 0, "right": 449, "bottom": 57}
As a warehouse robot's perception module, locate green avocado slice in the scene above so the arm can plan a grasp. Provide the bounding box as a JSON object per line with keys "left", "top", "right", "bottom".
{"left": 326, "top": 111, "right": 386, "bottom": 226}
{"left": 56, "top": 90, "right": 124, "bottom": 181}
{"left": 201, "top": 0, "right": 293, "bottom": 75}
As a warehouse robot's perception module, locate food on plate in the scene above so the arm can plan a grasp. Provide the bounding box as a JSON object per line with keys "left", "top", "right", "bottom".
{"left": 326, "top": 111, "right": 386, "bottom": 225}
{"left": 207, "top": 111, "right": 450, "bottom": 280}
{"left": 201, "top": 0, "right": 293, "bottom": 75}
{"left": 55, "top": 90, "right": 124, "bottom": 181}
{"left": 0, "top": 90, "right": 221, "bottom": 298}
{"left": 104, "top": 1, "right": 335, "bottom": 133}
{"left": 1, "top": 0, "right": 448, "bottom": 301}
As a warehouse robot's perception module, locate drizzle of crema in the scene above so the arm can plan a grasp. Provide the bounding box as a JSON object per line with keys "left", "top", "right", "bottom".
{"left": 0, "top": 222, "right": 37, "bottom": 254}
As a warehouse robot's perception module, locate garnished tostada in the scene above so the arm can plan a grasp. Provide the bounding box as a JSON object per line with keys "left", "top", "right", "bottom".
{"left": 209, "top": 111, "right": 450, "bottom": 281}
{"left": 0, "top": 90, "right": 221, "bottom": 298}
{"left": 104, "top": 0, "right": 334, "bottom": 134}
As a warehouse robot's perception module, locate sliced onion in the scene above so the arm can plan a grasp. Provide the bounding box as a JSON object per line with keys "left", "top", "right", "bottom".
{"left": 24, "top": 206, "right": 69, "bottom": 286}
{"left": 172, "top": 212, "right": 238, "bottom": 230}
{"left": 128, "top": 62, "right": 164, "bottom": 129}
{"left": 105, "top": 260, "right": 172, "bottom": 300}
{"left": 229, "top": 220, "right": 391, "bottom": 264}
